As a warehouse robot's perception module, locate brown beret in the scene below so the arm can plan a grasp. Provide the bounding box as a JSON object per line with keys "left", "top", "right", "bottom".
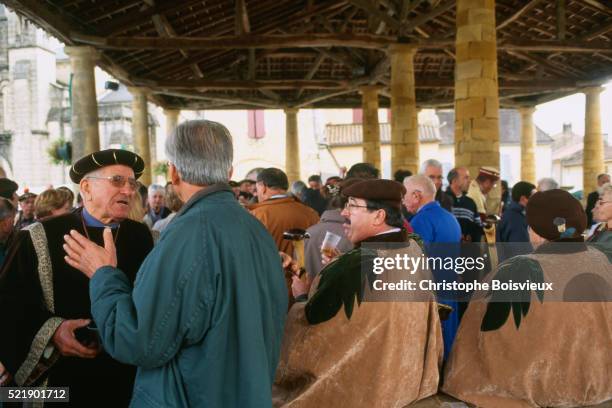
{"left": 526, "top": 189, "right": 586, "bottom": 241}
{"left": 70, "top": 149, "right": 145, "bottom": 183}
{"left": 342, "top": 179, "right": 406, "bottom": 209}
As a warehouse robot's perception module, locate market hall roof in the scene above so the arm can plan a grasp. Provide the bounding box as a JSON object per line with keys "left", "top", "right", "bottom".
{"left": 5, "top": 0, "right": 612, "bottom": 110}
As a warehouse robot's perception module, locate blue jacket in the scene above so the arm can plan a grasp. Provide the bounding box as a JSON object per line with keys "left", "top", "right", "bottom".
{"left": 496, "top": 201, "right": 533, "bottom": 261}
{"left": 89, "top": 184, "right": 288, "bottom": 407}
{"left": 497, "top": 201, "right": 530, "bottom": 243}
{"left": 410, "top": 201, "right": 461, "bottom": 245}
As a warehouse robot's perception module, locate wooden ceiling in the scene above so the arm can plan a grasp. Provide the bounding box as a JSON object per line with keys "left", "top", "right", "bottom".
{"left": 5, "top": 0, "right": 612, "bottom": 110}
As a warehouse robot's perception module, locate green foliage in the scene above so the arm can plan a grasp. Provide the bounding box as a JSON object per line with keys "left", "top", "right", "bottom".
{"left": 47, "top": 138, "right": 72, "bottom": 165}
{"left": 153, "top": 161, "right": 169, "bottom": 176}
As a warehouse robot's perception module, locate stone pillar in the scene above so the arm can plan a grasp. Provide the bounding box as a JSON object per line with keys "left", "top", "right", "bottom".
{"left": 164, "top": 109, "right": 180, "bottom": 139}
{"left": 129, "top": 87, "right": 152, "bottom": 185}
{"left": 65, "top": 46, "right": 100, "bottom": 162}
{"left": 455, "top": 0, "right": 501, "bottom": 214}
{"left": 360, "top": 85, "right": 381, "bottom": 170}
{"left": 389, "top": 44, "right": 419, "bottom": 175}
{"left": 583, "top": 86, "right": 605, "bottom": 196}
{"left": 284, "top": 108, "right": 300, "bottom": 183}
{"left": 519, "top": 106, "right": 536, "bottom": 184}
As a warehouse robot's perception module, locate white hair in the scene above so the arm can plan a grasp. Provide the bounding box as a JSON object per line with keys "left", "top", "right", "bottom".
{"left": 537, "top": 177, "right": 559, "bottom": 192}
{"left": 600, "top": 183, "right": 612, "bottom": 197}
{"left": 165, "top": 120, "right": 233, "bottom": 185}
{"left": 148, "top": 184, "right": 165, "bottom": 197}
{"left": 419, "top": 159, "right": 442, "bottom": 174}
{"left": 404, "top": 174, "right": 436, "bottom": 197}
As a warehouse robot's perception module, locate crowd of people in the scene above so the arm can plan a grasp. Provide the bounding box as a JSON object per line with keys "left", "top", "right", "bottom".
{"left": 0, "top": 119, "right": 610, "bottom": 407}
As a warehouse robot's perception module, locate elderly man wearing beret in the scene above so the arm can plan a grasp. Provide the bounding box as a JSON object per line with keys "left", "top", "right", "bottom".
{"left": 0, "top": 149, "right": 154, "bottom": 406}
{"left": 274, "top": 178, "right": 443, "bottom": 407}
{"left": 443, "top": 189, "right": 612, "bottom": 407}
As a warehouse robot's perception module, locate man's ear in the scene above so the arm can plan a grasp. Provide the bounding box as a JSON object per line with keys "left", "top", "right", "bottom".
{"left": 80, "top": 179, "right": 90, "bottom": 200}
{"left": 373, "top": 209, "right": 386, "bottom": 226}
{"left": 169, "top": 163, "right": 180, "bottom": 186}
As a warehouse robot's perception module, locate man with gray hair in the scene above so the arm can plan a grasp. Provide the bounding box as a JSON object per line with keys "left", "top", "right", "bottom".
{"left": 143, "top": 184, "right": 171, "bottom": 228}
{"left": 586, "top": 173, "right": 610, "bottom": 226}
{"left": 403, "top": 174, "right": 461, "bottom": 360}
{"left": 536, "top": 177, "right": 559, "bottom": 192}
{"left": 420, "top": 159, "right": 453, "bottom": 212}
{"left": 64, "top": 120, "right": 288, "bottom": 407}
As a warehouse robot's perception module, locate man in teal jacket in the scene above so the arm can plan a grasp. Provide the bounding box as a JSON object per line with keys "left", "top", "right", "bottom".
{"left": 64, "top": 120, "right": 288, "bottom": 407}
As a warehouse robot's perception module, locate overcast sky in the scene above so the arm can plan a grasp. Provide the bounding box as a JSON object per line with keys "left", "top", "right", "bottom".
{"left": 534, "top": 82, "right": 611, "bottom": 141}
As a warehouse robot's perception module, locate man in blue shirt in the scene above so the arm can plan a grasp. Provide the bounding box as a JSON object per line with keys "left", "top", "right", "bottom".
{"left": 403, "top": 175, "right": 461, "bottom": 359}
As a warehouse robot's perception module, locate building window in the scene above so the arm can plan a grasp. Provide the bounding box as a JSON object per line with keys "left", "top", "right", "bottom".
{"left": 247, "top": 110, "right": 265, "bottom": 139}
{"left": 352, "top": 108, "right": 363, "bottom": 124}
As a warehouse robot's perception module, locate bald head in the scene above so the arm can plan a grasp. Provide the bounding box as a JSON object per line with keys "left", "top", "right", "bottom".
{"left": 403, "top": 175, "right": 436, "bottom": 213}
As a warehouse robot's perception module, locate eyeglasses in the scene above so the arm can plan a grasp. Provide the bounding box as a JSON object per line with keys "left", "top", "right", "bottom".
{"left": 86, "top": 175, "right": 138, "bottom": 190}
{"left": 344, "top": 202, "right": 372, "bottom": 212}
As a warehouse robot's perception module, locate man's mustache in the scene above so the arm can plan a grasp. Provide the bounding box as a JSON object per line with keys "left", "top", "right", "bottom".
{"left": 343, "top": 218, "right": 351, "bottom": 225}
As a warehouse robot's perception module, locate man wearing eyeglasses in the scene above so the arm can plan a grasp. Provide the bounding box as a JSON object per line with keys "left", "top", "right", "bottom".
{"left": 277, "top": 178, "right": 443, "bottom": 407}
{"left": 0, "top": 149, "right": 154, "bottom": 406}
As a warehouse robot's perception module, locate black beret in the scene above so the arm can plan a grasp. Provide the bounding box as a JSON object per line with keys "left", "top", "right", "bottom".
{"left": 342, "top": 179, "right": 406, "bottom": 209}
{"left": 70, "top": 149, "right": 145, "bottom": 183}
{"left": 0, "top": 178, "right": 18, "bottom": 200}
{"left": 19, "top": 192, "right": 37, "bottom": 202}
{"left": 526, "top": 189, "right": 586, "bottom": 241}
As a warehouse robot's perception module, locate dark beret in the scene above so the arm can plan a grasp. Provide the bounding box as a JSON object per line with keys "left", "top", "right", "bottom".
{"left": 70, "top": 149, "right": 145, "bottom": 183}
{"left": 19, "top": 192, "right": 37, "bottom": 202}
{"left": 526, "top": 189, "right": 586, "bottom": 241}
{"left": 0, "top": 178, "right": 18, "bottom": 200}
{"left": 342, "top": 179, "right": 406, "bottom": 209}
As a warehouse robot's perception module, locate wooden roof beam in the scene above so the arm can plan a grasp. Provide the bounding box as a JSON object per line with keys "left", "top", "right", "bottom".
{"left": 557, "top": 0, "right": 566, "bottom": 40}
{"left": 497, "top": 0, "right": 546, "bottom": 30}
{"left": 349, "top": 0, "right": 400, "bottom": 30}
{"left": 498, "top": 39, "right": 612, "bottom": 53}
{"left": 579, "top": 20, "right": 612, "bottom": 41}
{"left": 154, "top": 90, "right": 281, "bottom": 109}
{"left": 581, "top": 0, "right": 612, "bottom": 17}
{"left": 101, "top": 0, "right": 202, "bottom": 36}
{"left": 134, "top": 77, "right": 589, "bottom": 91}
{"left": 73, "top": 33, "right": 611, "bottom": 54}
{"left": 149, "top": 6, "right": 204, "bottom": 78}
{"left": 136, "top": 79, "right": 356, "bottom": 90}
{"left": 70, "top": 33, "right": 448, "bottom": 50}
{"left": 402, "top": 0, "right": 454, "bottom": 34}
{"left": 297, "top": 53, "right": 326, "bottom": 98}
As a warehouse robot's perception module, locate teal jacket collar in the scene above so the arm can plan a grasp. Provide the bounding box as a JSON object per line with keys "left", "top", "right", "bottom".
{"left": 176, "top": 182, "right": 233, "bottom": 216}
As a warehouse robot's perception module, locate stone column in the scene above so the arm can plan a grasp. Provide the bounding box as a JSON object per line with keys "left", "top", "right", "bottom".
{"left": 284, "top": 108, "right": 300, "bottom": 183}
{"left": 164, "top": 109, "right": 180, "bottom": 139}
{"left": 129, "top": 87, "right": 152, "bottom": 185}
{"left": 583, "top": 86, "right": 605, "bottom": 196}
{"left": 389, "top": 44, "right": 419, "bottom": 175}
{"left": 455, "top": 0, "right": 501, "bottom": 214}
{"left": 360, "top": 85, "right": 381, "bottom": 170}
{"left": 65, "top": 46, "right": 100, "bottom": 162}
{"left": 519, "top": 106, "right": 536, "bottom": 184}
